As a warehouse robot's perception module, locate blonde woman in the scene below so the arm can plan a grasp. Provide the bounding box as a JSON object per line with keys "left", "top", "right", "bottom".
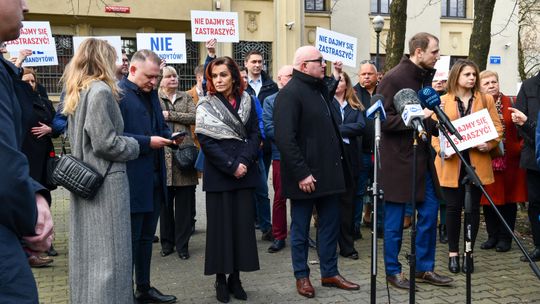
{"left": 157, "top": 66, "right": 197, "bottom": 259}
{"left": 61, "top": 38, "right": 140, "bottom": 304}
{"left": 431, "top": 59, "right": 503, "bottom": 274}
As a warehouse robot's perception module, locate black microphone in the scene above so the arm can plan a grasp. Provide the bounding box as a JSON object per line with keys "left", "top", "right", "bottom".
{"left": 417, "top": 87, "right": 463, "bottom": 140}
{"left": 393, "top": 88, "right": 428, "bottom": 142}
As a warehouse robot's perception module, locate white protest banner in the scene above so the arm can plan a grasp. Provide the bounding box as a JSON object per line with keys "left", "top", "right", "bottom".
{"left": 315, "top": 27, "right": 357, "bottom": 68}
{"left": 442, "top": 109, "right": 499, "bottom": 156}
{"left": 5, "top": 21, "right": 58, "bottom": 66}
{"left": 72, "top": 36, "right": 122, "bottom": 65}
{"left": 191, "top": 10, "right": 239, "bottom": 43}
{"left": 434, "top": 55, "right": 451, "bottom": 81}
{"left": 137, "top": 33, "right": 186, "bottom": 64}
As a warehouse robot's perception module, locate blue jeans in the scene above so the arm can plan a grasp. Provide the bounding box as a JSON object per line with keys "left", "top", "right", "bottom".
{"left": 384, "top": 174, "right": 438, "bottom": 275}
{"left": 253, "top": 155, "right": 271, "bottom": 233}
{"left": 290, "top": 194, "right": 340, "bottom": 279}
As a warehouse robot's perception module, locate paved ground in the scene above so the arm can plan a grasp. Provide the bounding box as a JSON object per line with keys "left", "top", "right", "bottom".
{"left": 34, "top": 183, "right": 540, "bottom": 304}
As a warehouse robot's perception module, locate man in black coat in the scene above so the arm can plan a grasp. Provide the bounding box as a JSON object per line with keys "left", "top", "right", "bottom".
{"left": 274, "top": 45, "right": 359, "bottom": 299}
{"left": 0, "top": 0, "right": 54, "bottom": 302}
{"left": 378, "top": 32, "right": 452, "bottom": 289}
{"left": 511, "top": 72, "right": 540, "bottom": 261}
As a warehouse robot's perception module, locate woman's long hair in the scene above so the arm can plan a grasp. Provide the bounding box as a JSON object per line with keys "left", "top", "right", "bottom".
{"left": 341, "top": 72, "right": 364, "bottom": 111}
{"left": 446, "top": 59, "right": 481, "bottom": 96}
{"left": 61, "top": 38, "right": 119, "bottom": 115}
{"left": 205, "top": 56, "right": 244, "bottom": 99}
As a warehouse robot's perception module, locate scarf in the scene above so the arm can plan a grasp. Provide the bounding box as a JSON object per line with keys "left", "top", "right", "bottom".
{"left": 195, "top": 92, "right": 252, "bottom": 141}
{"left": 491, "top": 92, "right": 506, "bottom": 171}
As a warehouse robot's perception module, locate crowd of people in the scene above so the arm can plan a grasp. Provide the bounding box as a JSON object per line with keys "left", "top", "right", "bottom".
{"left": 2, "top": 1, "right": 540, "bottom": 304}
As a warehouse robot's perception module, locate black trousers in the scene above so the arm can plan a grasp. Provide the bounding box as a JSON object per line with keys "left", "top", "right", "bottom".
{"left": 338, "top": 184, "right": 356, "bottom": 256}
{"left": 527, "top": 170, "right": 540, "bottom": 247}
{"left": 483, "top": 204, "right": 517, "bottom": 242}
{"left": 442, "top": 180, "right": 482, "bottom": 253}
{"left": 160, "top": 185, "right": 196, "bottom": 253}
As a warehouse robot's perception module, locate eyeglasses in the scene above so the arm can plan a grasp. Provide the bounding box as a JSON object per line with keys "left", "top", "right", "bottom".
{"left": 304, "top": 57, "right": 324, "bottom": 64}
{"left": 360, "top": 60, "right": 375, "bottom": 65}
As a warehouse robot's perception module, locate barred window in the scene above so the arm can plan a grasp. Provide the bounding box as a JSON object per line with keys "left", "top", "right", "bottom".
{"left": 34, "top": 35, "right": 73, "bottom": 95}
{"left": 233, "top": 41, "right": 273, "bottom": 78}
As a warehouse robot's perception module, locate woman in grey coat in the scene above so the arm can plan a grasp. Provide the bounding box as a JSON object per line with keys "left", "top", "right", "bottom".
{"left": 61, "top": 38, "right": 139, "bottom": 304}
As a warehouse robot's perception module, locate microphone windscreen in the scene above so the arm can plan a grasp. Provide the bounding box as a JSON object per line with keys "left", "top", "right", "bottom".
{"left": 393, "top": 88, "right": 420, "bottom": 114}
{"left": 417, "top": 87, "right": 441, "bottom": 109}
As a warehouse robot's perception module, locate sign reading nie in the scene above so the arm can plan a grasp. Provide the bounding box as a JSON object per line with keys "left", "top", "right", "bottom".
{"left": 5, "top": 21, "right": 58, "bottom": 67}
{"left": 315, "top": 27, "right": 357, "bottom": 68}
{"left": 190, "top": 10, "right": 239, "bottom": 43}
{"left": 136, "top": 33, "right": 187, "bottom": 64}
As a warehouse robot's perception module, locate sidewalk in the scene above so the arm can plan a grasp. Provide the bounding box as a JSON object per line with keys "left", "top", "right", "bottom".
{"left": 34, "top": 185, "right": 540, "bottom": 303}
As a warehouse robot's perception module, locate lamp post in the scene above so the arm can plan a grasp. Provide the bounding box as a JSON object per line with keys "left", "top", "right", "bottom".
{"left": 372, "top": 15, "right": 385, "bottom": 71}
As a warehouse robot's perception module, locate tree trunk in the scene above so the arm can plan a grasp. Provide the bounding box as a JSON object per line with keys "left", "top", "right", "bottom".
{"left": 468, "top": 0, "right": 497, "bottom": 71}
{"left": 518, "top": 28, "right": 526, "bottom": 81}
{"left": 384, "top": 0, "right": 407, "bottom": 72}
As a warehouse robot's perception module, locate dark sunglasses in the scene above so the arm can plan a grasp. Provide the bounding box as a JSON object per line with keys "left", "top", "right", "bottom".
{"left": 304, "top": 57, "right": 325, "bottom": 64}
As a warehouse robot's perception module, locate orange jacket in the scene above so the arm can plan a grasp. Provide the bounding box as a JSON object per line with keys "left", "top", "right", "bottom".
{"left": 431, "top": 91, "right": 503, "bottom": 188}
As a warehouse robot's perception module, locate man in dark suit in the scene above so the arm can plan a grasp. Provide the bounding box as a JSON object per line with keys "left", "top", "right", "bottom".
{"left": 274, "top": 45, "right": 359, "bottom": 299}
{"left": 0, "top": 0, "right": 54, "bottom": 302}
{"left": 119, "top": 49, "right": 179, "bottom": 304}
{"left": 512, "top": 72, "right": 540, "bottom": 261}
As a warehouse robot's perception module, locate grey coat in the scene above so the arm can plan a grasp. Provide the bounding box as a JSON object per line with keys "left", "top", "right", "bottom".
{"left": 67, "top": 81, "right": 139, "bottom": 304}
{"left": 158, "top": 89, "right": 198, "bottom": 187}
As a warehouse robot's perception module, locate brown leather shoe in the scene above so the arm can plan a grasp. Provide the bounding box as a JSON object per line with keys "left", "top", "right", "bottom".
{"left": 386, "top": 273, "right": 410, "bottom": 289}
{"left": 321, "top": 275, "right": 360, "bottom": 290}
{"left": 28, "top": 255, "right": 53, "bottom": 268}
{"left": 403, "top": 215, "right": 411, "bottom": 229}
{"left": 296, "top": 277, "right": 315, "bottom": 298}
{"left": 416, "top": 271, "right": 453, "bottom": 286}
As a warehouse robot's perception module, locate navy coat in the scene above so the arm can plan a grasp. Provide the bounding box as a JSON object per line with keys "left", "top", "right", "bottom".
{"left": 516, "top": 72, "right": 540, "bottom": 171}
{"left": 119, "top": 78, "right": 171, "bottom": 213}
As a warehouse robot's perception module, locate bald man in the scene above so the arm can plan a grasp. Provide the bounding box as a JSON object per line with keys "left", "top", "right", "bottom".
{"left": 262, "top": 65, "right": 293, "bottom": 253}
{"left": 274, "top": 46, "right": 359, "bottom": 298}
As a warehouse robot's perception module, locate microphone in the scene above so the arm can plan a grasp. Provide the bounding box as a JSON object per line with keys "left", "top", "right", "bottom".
{"left": 393, "top": 88, "right": 428, "bottom": 142}
{"left": 417, "top": 87, "right": 463, "bottom": 140}
{"left": 366, "top": 94, "right": 386, "bottom": 121}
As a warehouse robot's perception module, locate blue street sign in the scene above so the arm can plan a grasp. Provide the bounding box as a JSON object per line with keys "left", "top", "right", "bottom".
{"left": 489, "top": 56, "right": 501, "bottom": 65}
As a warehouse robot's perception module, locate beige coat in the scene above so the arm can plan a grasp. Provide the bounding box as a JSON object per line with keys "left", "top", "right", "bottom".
{"left": 159, "top": 89, "right": 198, "bottom": 187}
{"left": 432, "top": 91, "right": 503, "bottom": 188}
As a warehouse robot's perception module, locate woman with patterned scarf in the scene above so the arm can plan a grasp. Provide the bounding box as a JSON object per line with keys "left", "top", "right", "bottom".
{"left": 478, "top": 70, "right": 527, "bottom": 253}
{"left": 195, "top": 56, "right": 261, "bottom": 303}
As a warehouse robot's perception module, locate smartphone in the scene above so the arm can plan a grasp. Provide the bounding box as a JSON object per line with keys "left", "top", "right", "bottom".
{"left": 170, "top": 131, "right": 187, "bottom": 141}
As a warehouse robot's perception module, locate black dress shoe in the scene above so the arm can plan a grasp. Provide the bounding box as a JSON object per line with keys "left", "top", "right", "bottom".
{"left": 215, "top": 280, "right": 230, "bottom": 303}
{"left": 448, "top": 256, "right": 460, "bottom": 273}
{"left": 340, "top": 251, "right": 359, "bottom": 260}
{"left": 135, "top": 287, "right": 177, "bottom": 304}
{"left": 480, "top": 237, "right": 497, "bottom": 250}
{"left": 386, "top": 273, "right": 410, "bottom": 289}
{"left": 261, "top": 229, "right": 274, "bottom": 242}
{"left": 495, "top": 240, "right": 511, "bottom": 252}
{"left": 47, "top": 244, "right": 58, "bottom": 257}
{"left": 178, "top": 251, "right": 190, "bottom": 260}
{"left": 268, "top": 239, "right": 286, "bottom": 253}
{"left": 160, "top": 248, "right": 174, "bottom": 257}
{"left": 227, "top": 277, "right": 247, "bottom": 300}
{"left": 520, "top": 247, "right": 540, "bottom": 262}
{"left": 462, "top": 255, "right": 474, "bottom": 274}
{"left": 153, "top": 235, "right": 159, "bottom": 243}
{"left": 438, "top": 224, "right": 448, "bottom": 244}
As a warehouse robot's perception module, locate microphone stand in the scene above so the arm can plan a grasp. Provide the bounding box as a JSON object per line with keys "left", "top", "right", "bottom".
{"left": 370, "top": 111, "right": 384, "bottom": 304}
{"left": 409, "top": 133, "right": 419, "bottom": 304}
{"left": 436, "top": 121, "right": 540, "bottom": 304}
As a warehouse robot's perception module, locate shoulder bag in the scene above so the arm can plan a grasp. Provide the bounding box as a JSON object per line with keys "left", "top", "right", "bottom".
{"left": 52, "top": 136, "right": 112, "bottom": 200}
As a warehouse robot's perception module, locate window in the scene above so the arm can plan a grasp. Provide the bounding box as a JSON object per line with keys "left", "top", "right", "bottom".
{"left": 305, "top": 0, "right": 325, "bottom": 12}
{"left": 371, "top": 0, "right": 391, "bottom": 14}
{"left": 34, "top": 35, "right": 73, "bottom": 95}
{"left": 233, "top": 41, "right": 273, "bottom": 78}
{"left": 441, "top": 0, "right": 466, "bottom": 18}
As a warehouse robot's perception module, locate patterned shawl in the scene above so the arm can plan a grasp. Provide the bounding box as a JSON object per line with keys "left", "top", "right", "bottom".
{"left": 195, "top": 92, "right": 252, "bottom": 141}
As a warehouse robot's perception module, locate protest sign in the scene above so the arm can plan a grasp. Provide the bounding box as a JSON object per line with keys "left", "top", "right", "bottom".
{"left": 72, "top": 36, "right": 122, "bottom": 65}
{"left": 5, "top": 21, "right": 58, "bottom": 67}
{"left": 137, "top": 33, "right": 186, "bottom": 64}
{"left": 441, "top": 109, "right": 499, "bottom": 156}
{"left": 191, "top": 10, "right": 239, "bottom": 43}
{"left": 315, "top": 27, "right": 357, "bottom": 68}
{"left": 434, "top": 55, "right": 451, "bottom": 81}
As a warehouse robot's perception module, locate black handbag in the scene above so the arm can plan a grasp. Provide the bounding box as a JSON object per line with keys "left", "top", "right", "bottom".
{"left": 51, "top": 136, "right": 112, "bottom": 200}
{"left": 173, "top": 144, "right": 198, "bottom": 170}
